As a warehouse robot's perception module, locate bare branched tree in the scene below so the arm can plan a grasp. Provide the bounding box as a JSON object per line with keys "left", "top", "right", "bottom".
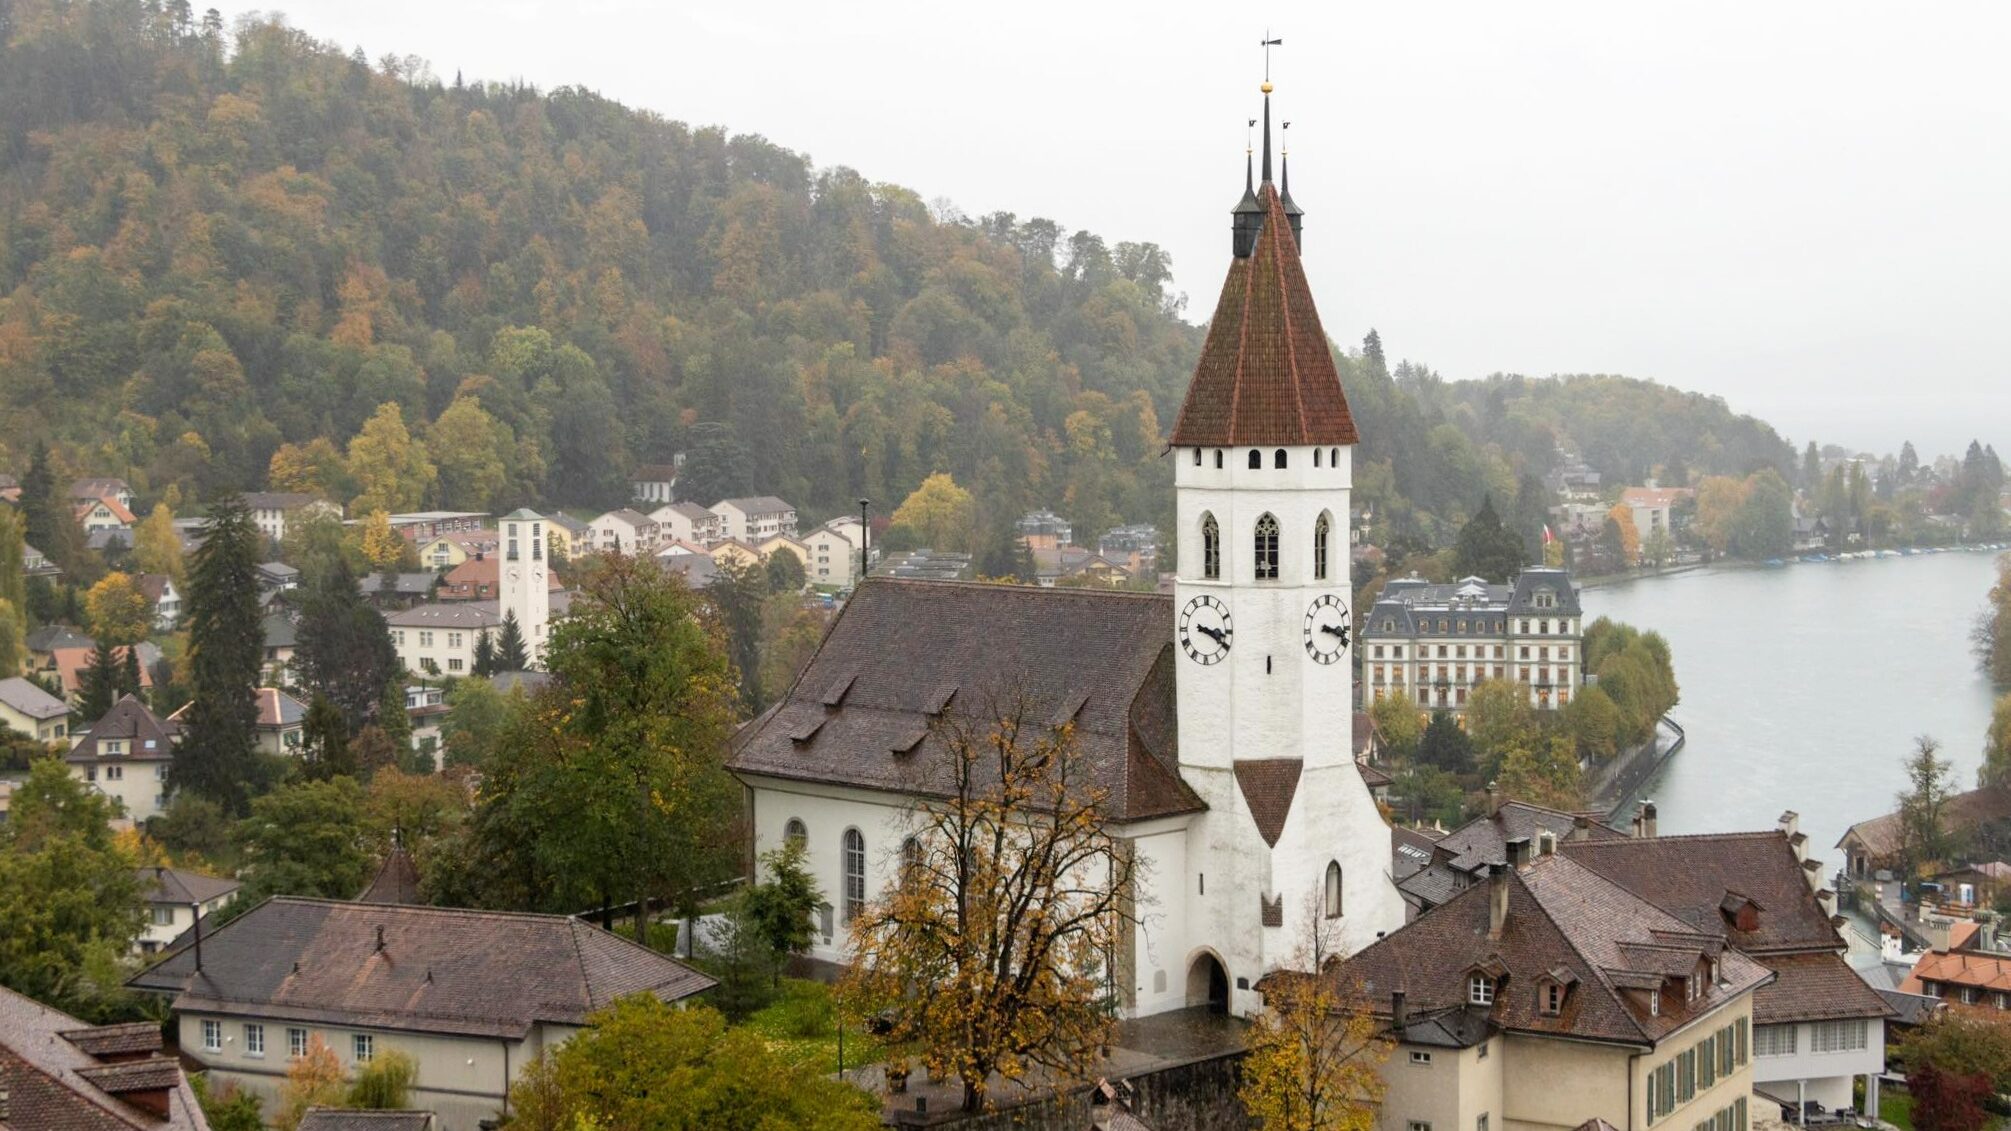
{"left": 841, "top": 690, "right": 1139, "bottom": 1112}
{"left": 1241, "top": 896, "right": 1392, "bottom": 1131}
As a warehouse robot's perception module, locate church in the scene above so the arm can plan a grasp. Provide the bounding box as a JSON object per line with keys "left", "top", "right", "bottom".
{"left": 726, "top": 80, "right": 1404, "bottom": 1019}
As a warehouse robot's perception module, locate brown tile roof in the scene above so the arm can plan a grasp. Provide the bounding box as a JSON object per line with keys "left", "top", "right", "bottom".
{"left": 356, "top": 846, "right": 423, "bottom": 905}
{"left": 0, "top": 984, "right": 207, "bottom": 1130}
{"left": 1329, "top": 854, "right": 1774, "bottom": 1048}
{"left": 1752, "top": 953, "right": 1895, "bottom": 1024}
{"left": 727, "top": 578, "right": 1202, "bottom": 823}
{"left": 1352, "top": 710, "right": 1379, "bottom": 758}
{"left": 1839, "top": 787, "right": 2011, "bottom": 862}
{"left": 54, "top": 1023, "right": 163, "bottom": 1061}
{"left": 1560, "top": 831, "right": 1841, "bottom": 954}
{"left": 437, "top": 555, "right": 563, "bottom": 600}
{"left": 66, "top": 695, "right": 177, "bottom": 762}
{"left": 298, "top": 1111, "right": 434, "bottom": 1131}
{"left": 1234, "top": 759, "right": 1302, "bottom": 847}
{"left": 138, "top": 867, "right": 240, "bottom": 907}
{"left": 128, "top": 897, "right": 715, "bottom": 1037}
{"left": 1168, "top": 184, "right": 1357, "bottom": 447}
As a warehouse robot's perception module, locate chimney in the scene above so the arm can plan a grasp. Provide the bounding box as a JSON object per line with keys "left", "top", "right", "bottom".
{"left": 1778, "top": 810, "right": 1800, "bottom": 839}
{"left": 1391, "top": 989, "right": 1408, "bottom": 1030}
{"left": 1486, "top": 781, "right": 1503, "bottom": 818}
{"left": 1506, "top": 836, "right": 1532, "bottom": 870}
{"left": 1488, "top": 862, "right": 1510, "bottom": 939}
{"left": 375, "top": 925, "right": 386, "bottom": 953}
{"left": 1569, "top": 815, "right": 1592, "bottom": 842}
{"left": 1638, "top": 801, "right": 1658, "bottom": 839}
{"left": 190, "top": 902, "right": 203, "bottom": 973}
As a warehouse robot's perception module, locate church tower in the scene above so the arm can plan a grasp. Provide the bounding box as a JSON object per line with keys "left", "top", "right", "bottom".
{"left": 498, "top": 508, "right": 551, "bottom": 667}
{"left": 1165, "top": 77, "right": 1403, "bottom": 1014}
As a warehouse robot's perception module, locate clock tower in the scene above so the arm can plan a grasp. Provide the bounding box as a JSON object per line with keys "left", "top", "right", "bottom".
{"left": 499, "top": 508, "right": 551, "bottom": 667}
{"left": 1164, "top": 78, "right": 1402, "bottom": 1011}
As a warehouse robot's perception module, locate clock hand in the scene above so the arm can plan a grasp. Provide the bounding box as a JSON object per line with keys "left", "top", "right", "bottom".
{"left": 1198, "top": 624, "right": 1226, "bottom": 644}
{"left": 1321, "top": 624, "right": 1346, "bottom": 638}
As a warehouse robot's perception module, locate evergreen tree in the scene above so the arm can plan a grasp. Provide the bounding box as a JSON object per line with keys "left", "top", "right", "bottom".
{"left": 1418, "top": 710, "right": 1475, "bottom": 774}
{"left": 375, "top": 679, "right": 413, "bottom": 758}
{"left": 300, "top": 693, "right": 354, "bottom": 781}
{"left": 1801, "top": 441, "right": 1823, "bottom": 493}
{"left": 76, "top": 639, "right": 122, "bottom": 723}
{"left": 173, "top": 493, "right": 268, "bottom": 814}
{"left": 675, "top": 422, "right": 752, "bottom": 508}
{"left": 495, "top": 611, "right": 529, "bottom": 672}
{"left": 294, "top": 554, "right": 400, "bottom": 732}
{"left": 119, "top": 643, "right": 143, "bottom": 700}
{"left": 1898, "top": 441, "right": 1920, "bottom": 485}
{"left": 1451, "top": 495, "right": 1526, "bottom": 582}
{"left": 472, "top": 632, "right": 497, "bottom": 678}
{"left": 20, "top": 441, "right": 91, "bottom": 581}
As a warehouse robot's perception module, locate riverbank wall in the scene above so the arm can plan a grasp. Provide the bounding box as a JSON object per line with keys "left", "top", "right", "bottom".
{"left": 1587, "top": 715, "right": 1686, "bottom": 820}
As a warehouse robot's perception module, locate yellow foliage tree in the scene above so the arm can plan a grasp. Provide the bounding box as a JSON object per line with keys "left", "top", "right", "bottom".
{"left": 358, "top": 510, "right": 411, "bottom": 571}
{"left": 427, "top": 395, "right": 508, "bottom": 513}
{"left": 1693, "top": 476, "right": 1749, "bottom": 555}
{"left": 85, "top": 572, "right": 153, "bottom": 645}
{"left": 346, "top": 402, "right": 436, "bottom": 516}
{"left": 268, "top": 437, "right": 347, "bottom": 497}
{"left": 1240, "top": 913, "right": 1390, "bottom": 1131}
{"left": 1605, "top": 503, "right": 1641, "bottom": 565}
{"left": 275, "top": 1035, "right": 348, "bottom": 1131}
{"left": 1496, "top": 735, "right": 1586, "bottom": 811}
{"left": 132, "top": 503, "right": 184, "bottom": 586}
{"left": 889, "top": 472, "right": 976, "bottom": 552}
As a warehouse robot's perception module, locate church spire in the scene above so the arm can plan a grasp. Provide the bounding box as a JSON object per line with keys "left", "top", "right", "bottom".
{"left": 1280, "top": 121, "right": 1304, "bottom": 250}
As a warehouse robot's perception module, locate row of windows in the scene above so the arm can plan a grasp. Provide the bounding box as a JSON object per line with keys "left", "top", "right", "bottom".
{"left": 1694, "top": 1098, "right": 1748, "bottom": 1131}
{"left": 1191, "top": 447, "right": 1345, "bottom": 470}
{"left": 1198, "top": 511, "right": 1332, "bottom": 581}
{"left": 200, "top": 1021, "right": 374, "bottom": 1064}
{"left": 1376, "top": 617, "right": 1577, "bottom": 636}
{"left": 1647, "top": 1018, "right": 1750, "bottom": 1124}
{"left": 784, "top": 818, "right": 898, "bottom": 927}
{"left": 1406, "top": 1116, "right": 1489, "bottom": 1131}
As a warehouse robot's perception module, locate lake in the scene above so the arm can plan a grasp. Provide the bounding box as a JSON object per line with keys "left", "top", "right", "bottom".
{"left": 1583, "top": 550, "right": 2006, "bottom": 863}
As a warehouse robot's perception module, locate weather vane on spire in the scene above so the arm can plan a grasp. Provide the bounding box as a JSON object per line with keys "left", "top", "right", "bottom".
{"left": 1260, "top": 31, "right": 1282, "bottom": 86}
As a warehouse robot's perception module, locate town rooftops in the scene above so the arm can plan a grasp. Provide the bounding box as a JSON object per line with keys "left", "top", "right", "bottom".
{"left": 243, "top": 492, "right": 327, "bottom": 511}
{"left": 1365, "top": 569, "right": 1583, "bottom": 635}
{"left": 1751, "top": 953, "right": 1895, "bottom": 1025}
{"left": 359, "top": 572, "right": 437, "bottom": 597}
{"left": 68, "top": 477, "right": 131, "bottom": 500}
{"left": 27, "top": 624, "right": 96, "bottom": 653}
{"left": 168, "top": 688, "right": 307, "bottom": 731}
{"left": 129, "top": 897, "right": 716, "bottom": 1038}
{"left": 0, "top": 674, "right": 71, "bottom": 720}
{"left": 1620, "top": 487, "right": 1693, "bottom": 509}
{"left": 299, "top": 1110, "right": 435, "bottom": 1131}
{"left": 67, "top": 695, "right": 178, "bottom": 762}
{"left": 383, "top": 603, "right": 502, "bottom": 630}
{"left": 714, "top": 495, "right": 794, "bottom": 515}
{"left": 546, "top": 511, "right": 592, "bottom": 534}
{"left": 1558, "top": 830, "right": 1840, "bottom": 955}
{"left": 75, "top": 496, "right": 138, "bottom": 524}
{"left": 1328, "top": 852, "right": 1774, "bottom": 1049}
{"left": 385, "top": 511, "right": 487, "bottom": 524}
{"left": 1168, "top": 183, "right": 1357, "bottom": 448}
{"left": 598, "top": 507, "right": 653, "bottom": 527}
{"left": 729, "top": 578, "right": 1201, "bottom": 822}
{"left": 1839, "top": 787, "right": 2011, "bottom": 862}
{"left": 0, "top": 983, "right": 206, "bottom": 1130}
{"left": 139, "top": 866, "right": 241, "bottom": 908}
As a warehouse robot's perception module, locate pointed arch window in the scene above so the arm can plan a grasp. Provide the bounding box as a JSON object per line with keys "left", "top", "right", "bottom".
{"left": 1201, "top": 513, "right": 1221, "bottom": 580}
{"left": 1314, "top": 512, "right": 1332, "bottom": 580}
{"left": 1274, "top": 449, "right": 1288, "bottom": 469}
{"left": 1248, "top": 449, "right": 1262, "bottom": 470}
{"left": 1193, "top": 447, "right": 1202, "bottom": 466}
{"left": 842, "top": 828, "right": 866, "bottom": 923}
{"left": 1331, "top": 447, "right": 1340, "bottom": 467}
{"left": 1325, "top": 861, "right": 1343, "bottom": 918}
{"left": 1254, "top": 513, "right": 1280, "bottom": 580}
{"left": 1214, "top": 449, "right": 1224, "bottom": 469}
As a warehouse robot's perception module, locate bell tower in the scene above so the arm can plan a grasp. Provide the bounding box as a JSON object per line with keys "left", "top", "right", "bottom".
{"left": 1162, "top": 70, "right": 1402, "bottom": 1013}
{"left": 499, "top": 508, "right": 551, "bottom": 667}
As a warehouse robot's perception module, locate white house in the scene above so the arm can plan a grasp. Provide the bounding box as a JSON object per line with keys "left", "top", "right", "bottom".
{"left": 649, "top": 501, "right": 723, "bottom": 546}
{"left": 68, "top": 477, "right": 134, "bottom": 510}
{"left": 136, "top": 573, "right": 182, "bottom": 631}
{"left": 708, "top": 496, "right": 797, "bottom": 543}
{"left": 64, "top": 694, "right": 178, "bottom": 824}
{"left": 801, "top": 522, "right": 858, "bottom": 588}
{"left": 0, "top": 675, "right": 71, "bottom": 744}
{"left": 74, "top": 496, "right": 136, "bottom": 535}
{"left": 384, "top": 604, "right": 501, "bottom": 678}
{"left": 244, "top": 493, "right": 342, "bottom": 544}
{"left": 630, "top": 463, "right": 680, "bottom": 505}
{"left": 1620, "top": 485, "right": 1692, "bottom": 542}
{"left": 726, "top": 156, "right": 1404, "bottom": 1019}
{"left": 136, "top": 866, "right": 240, "bottom": 955}
{"left": 589, "top": 508, "right": 659, "bottom": 554}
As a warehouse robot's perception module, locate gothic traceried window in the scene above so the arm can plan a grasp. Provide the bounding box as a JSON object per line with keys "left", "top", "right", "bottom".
{"left": 1255, "top": 514, "right": 1279, "bottom": 580}
{"left": 1314, "top": 512, "right": 1332, "bottom": 580}
{"left": 1202, "top": 513, "right": 1221, "bottom": 580}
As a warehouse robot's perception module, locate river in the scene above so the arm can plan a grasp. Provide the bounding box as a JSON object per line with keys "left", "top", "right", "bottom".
{"left": 1583, "top": 550, "right": 2005, "bottom": 863}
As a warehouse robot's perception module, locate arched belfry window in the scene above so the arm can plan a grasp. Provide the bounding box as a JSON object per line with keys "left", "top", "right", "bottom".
{"left": 1214, "top": 449, "right": 1224, "bottom": 469}
{"left": 1314, "top": 512, "right": 1332, "bottom": 580}
{"left": 1201, "top": 513, "right": 1221, "bottom": 580}
{"left": 1325, "top": 861, "right": 1343, "bottom": 918}
{"left": 1248, "top": 449, "right": 1262, "bottom": 470}
{"left": 1330, "top": 447, "right": 1339, "bottom": 466}
{"left": 1274, "top": 449, "right": 1288, "bottom": 469}
{"left": 1254, "top": 513, "right": 1280, "bottom": 580}
{"left": 1314, "top": 448, "right": 1323, "bottom": 468}
{"left": 1192, "top": 447, "right": 1202, "bottom": 466}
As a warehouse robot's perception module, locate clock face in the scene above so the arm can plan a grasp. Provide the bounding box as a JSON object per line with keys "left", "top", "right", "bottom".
{"left": 506, "top": 567, "right": 520, "bottom": 584}
{"left": 1179, "top": 594, "right": 1233, "bottom": 665}
{"left": 1303, "top": 594, "right": 1351, "bottom": 664}
{"left": 532, "top": 568, "right": 545, "bottom": 584}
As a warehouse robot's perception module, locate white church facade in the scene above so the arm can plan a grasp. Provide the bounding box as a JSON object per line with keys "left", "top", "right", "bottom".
{"left": 726, "top": 84, "right": 1404, "bottom": 1018}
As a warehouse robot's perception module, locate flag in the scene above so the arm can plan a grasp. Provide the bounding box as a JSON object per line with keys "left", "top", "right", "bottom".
{"left": 1542, "top": 524, "right": 1555, "bottom": 545}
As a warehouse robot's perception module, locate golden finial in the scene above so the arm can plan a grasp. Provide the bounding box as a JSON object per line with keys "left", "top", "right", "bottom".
{"left": 1261, "top": 81, "right": 1274, "bottom": 94}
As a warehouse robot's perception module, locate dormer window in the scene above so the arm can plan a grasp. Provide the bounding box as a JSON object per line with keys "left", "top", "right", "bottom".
{"left": 1540, "top": 982, "right": 1565, "bottom": 1016}
{"left": 1468, "top": 975, "right": 1495, "bottom": 1006}
{"left": 1687, "top": 972, "right": 1702, "bottom": 1002}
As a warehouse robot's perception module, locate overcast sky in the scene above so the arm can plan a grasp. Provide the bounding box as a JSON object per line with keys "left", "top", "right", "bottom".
{"left": 243, "top": 0, "right": 2010, "bottom": 460}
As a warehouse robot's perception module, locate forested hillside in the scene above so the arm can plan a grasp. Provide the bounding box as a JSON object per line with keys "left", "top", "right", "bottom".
{"left": 0, "top": 0, "right": 1794, "bottom": 560}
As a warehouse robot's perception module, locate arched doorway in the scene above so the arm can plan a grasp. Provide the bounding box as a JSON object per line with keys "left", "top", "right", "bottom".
{"left": 1186, "top": 953, "right": 1229, "bottom": 1014}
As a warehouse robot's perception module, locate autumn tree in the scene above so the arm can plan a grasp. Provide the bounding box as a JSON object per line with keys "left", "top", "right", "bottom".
{"left": 1977, "top": 556, "right": 2011, "bottom": 686}
{"left": 842, "top": 694, "right": 1139, "bottom": 1112}
{"left": 346, "top": 402, "right": 436, "bottom": 516}
{"left": 132, "top": 503, "right": 185, "bottom": 586}
{"left": 357, "top": 509, "right": 412, "bottom": 570}
{"left": 267, "top": 438, "right": 349, "bottom": 498}
{"left": 86, "top": 571, "right": 152, "bottom": 644}
{"left": 274, "top": 1036, "right": 348, "bottom": 1131}
{"left": 891, "top": 472, "right": 977, "bottom": 552}
{"left": 1240, "top": 911, "right": 1390, "bottom": 1131}
{"left": 1463, "top": 679, "right": 1534, "bottom": 779}
{"left": 175, "top": 493, "right": 270, "bottom": 814}
{"left": 1604, "top": 504, "right": 1641, "bottom": 566}
{"left": 1899, "top": 736, "right": 1959, "bottom": 873}
{"left": 428, "top": 396, "right": 508, "bottom": 512}
{"left": 1368, "top": 690, "right": 1424, "bottom": 763}
{"left": 1496, "top": 736, "right": 1585, "bottom": 811}
{"left": 1978, "top": 694, "right": 2011, "bottom": 792}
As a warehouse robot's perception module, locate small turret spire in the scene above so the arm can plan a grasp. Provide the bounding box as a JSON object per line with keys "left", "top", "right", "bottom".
{"left": 1260, "top": 85, "right": 1274, "bottom": 185}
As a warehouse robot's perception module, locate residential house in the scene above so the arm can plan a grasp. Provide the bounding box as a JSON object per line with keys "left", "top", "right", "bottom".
{"left": 706, "top": 538, "right": 762, "bottom": 570}
{"left": 65, "top": 695, "right": 178, "bottom": 823}
{"left": 384, "top": 512, "right": 488, "bottom": 542}
{"left": 359, "top": 572, "right": 438, "bottom": 609}
{"left": 1899, "top": 922, "right": 2011, "bottom": 1008}
{"left": 136, "top": 866, "right": 240, "bottom": 955}
{"left": 300, "top": 1109, "right": 434, "bottom": 1131}
{"left": 27, "top": 627, "right": 159, "bottom": 700}
{"left": 656, "top": 553, "right": 719, "bottom": 588}
{"left": 630, "top": 463, "right": 680, "bottom": 505}
{"left": 708, "top": 496, "right": 797, "bottom": 543}
{"left": 243, "top": 493, "right": 341, "bottom": 544}
{"left": 1359, "top": 569, "right": 1585, "bottom": 713}
{"left": 1559, "top": 813, "right": 1893, "bottom": 1116}
{"left": 758, "top": 533, "right": 811, "bottom": 574}
{"left": 170, "top": 517, "right": 209, "bottom": 554}
{"left": 171, "top": 689, "right": 308, "bottom": 758}
{"left": 1925, "top": 862, "right": 2011, "bottom": 911}
{"left": 437, "top": 555, "right": 562, "bottom": 602}
{"left": 1620, "top": 486, "right": 1694, "bottom": 542}
{"left": 650, "top": 502, "right": 722, "bottom": 546}
{"left": 801, "top": 521, "right": 858, "bottom": 587}
{"left": 69, "top": 477, "right": 135, "bottom": 510}
{"left": 0, "top": 675, "right": 71, "bottom": 743}
{"left": 129, "top": 898, "right": 716, "bottom": 1131}
{"left": 257, "top": 561, "right": 301, "bottom": 595}
{"left": 262, "top": 612, "right": 299, "bottom": 684}
{"left": 135, "top": 573, "right": 182, "bottom": 631}
{"left": 1099, "top": 524, "right": 1160, "bottom": 575}
{"left": 1016, "top": 507, "right": 1073, "bottom": 551}
{"left": 385, "top": 604, "right": 501, "bottom": 677}
{"left": 0, "top": 983, "right": 211, "bottom": 1131}
{"left": 76, "top": 496, "right": 137, "bottom": 535}
{"left": 23, "top": 540, "right": 62, "bottom": 577}
{"left": 1396, "top": 798, "right": 1634, "bottom": 916}
{"left": 589, "top": 508, "right": 659, "bottom": 554}
{"left": 1836, "top": 788, "right": 2011, "bottom": 880}
{"left": 542, "top": 511, "right": 592, "bottom": 560}
{"left": 416, "top": 530, "right": 497, "bottom": 572}
{"left": 1322, "top": 844, "right": 1770, "bottom": 1131}
{"left": 87, "top": 526, "right": 134, "bottom": 556}
{"left": 26, "top": 623, "right": 94, "bottom": 674}
{"left": 1547, "top": 458, "right": 1605, "bottom": 501}
{"left": 405, "top": 686, "right": 447, "bottom": 768}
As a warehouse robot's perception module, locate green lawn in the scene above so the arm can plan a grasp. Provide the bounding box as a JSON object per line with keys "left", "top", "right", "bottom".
{"left": 738, "top": 979, "right": 882, "bottom": 1074}
{"left": 1881, "top": 1090, "right": 1913, "bottom": 1131}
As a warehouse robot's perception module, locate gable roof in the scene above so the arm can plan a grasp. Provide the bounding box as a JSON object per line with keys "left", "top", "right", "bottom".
{"left": 728, "top": 578, "right": 1201, "bottom": 822}
{"left": 128, "top": 897, "right": 715, "bottom": 1038}
{"left": 713, "top": 496, "right": 794, "bottom": 515}
{"left": 631, "top": 464, "right": 680, "bottom": 482}
{"left": 1168, "top": 184, "right": 1357, "bottom": 448}
{"left": 356, "top": 846, "right": 423, "bottom": 906}
{"left": 74, "top": 496, "right": 138, "bottom": 524}
{"left": 138, "top": 867, "right": 241, "bottom": 907}
{"left": 134, "top": 573, "right": 176, "bottom": 604}
{"left": 1559, "top": 831, "right": 1841, "bottom": 955}
{"left": 1839, "top": 787, "right": 2011, "bottom": 861}
{"left": 1902, "top": 947, "right": 2011, "bottom": 996}
{"left": 0, "top": 984, "right": 207, "bottom": 1131}
{"left": 67, "top": 695, "right": 178, "bottom": 762}
{"left": 0, "top": 674, "right": 71, "bottom": 720}
{"left": 243, "top": 492, "right": 327, "bottom": 511}
{"left": 1752, "top": 952, "right": 1895, "bottom": 1024}
{"left": 596, "top": 508, "right": 653, "bottom": 529}
{"left": 1329, "top": 854, "right": 1773, "bottom": 1048}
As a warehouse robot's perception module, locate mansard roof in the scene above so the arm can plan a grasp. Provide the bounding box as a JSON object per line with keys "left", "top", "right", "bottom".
{"left": 1168, "top": 184, "right": 1357, "bottom": 448}
{"left": 727, "top": 578, "right": 1201, "bottom": 823}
